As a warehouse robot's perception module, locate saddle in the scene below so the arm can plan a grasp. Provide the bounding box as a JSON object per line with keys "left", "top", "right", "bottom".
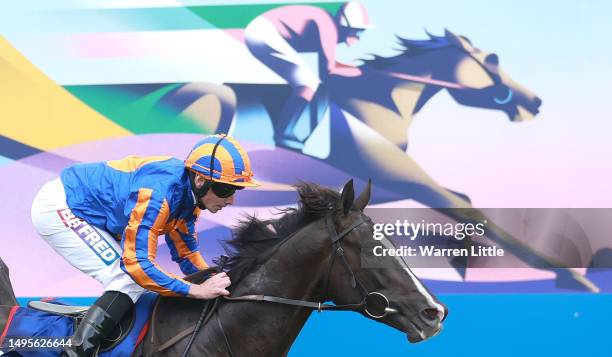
{"left": 28, "top": 300, "right": 136, "bottom": 352}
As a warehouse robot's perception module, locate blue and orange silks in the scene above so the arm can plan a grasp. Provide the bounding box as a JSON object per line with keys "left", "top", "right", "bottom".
{"left": 60, "top": 156, "right": 208, "bottom": 296}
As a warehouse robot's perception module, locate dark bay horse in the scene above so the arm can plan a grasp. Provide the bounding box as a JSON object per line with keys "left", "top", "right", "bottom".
{"left": 0, "top": 180, "right": 447, "bottom": 356}
{"left": 0, "top": 258, "right": 17, "bottom": 307}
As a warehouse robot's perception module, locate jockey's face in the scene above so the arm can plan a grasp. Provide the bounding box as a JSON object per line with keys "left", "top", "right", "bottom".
{"left": 202, "top": 187, "right": 235, "bottom": 213}
{"left": 193, "top": 174, "right": 236, "bottom": 212}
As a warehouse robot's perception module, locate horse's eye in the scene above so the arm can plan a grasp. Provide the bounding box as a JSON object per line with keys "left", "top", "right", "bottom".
{"left": 485, "top": 54, "right": 499, "bottom": 66}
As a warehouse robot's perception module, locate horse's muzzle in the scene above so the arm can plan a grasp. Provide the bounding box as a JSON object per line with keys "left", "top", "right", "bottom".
{"left": 405, "top": 306, "right": 446, "bottom": 343}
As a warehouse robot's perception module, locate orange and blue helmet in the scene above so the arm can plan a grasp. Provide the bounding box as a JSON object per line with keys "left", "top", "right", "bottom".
{"left": 185, "top": 134, "right": 259, "bottom": 188}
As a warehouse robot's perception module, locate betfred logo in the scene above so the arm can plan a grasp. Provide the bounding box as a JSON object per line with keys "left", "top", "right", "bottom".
{"left": 57, "top": 209, "right": 119, "bottom": 266}
{"left": 58, "top": 208, "right": 82, "bottom": 229}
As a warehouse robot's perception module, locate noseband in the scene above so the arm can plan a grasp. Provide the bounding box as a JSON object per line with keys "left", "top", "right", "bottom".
{"left": 319, "top": 212, "right": 398, "bottom": 318}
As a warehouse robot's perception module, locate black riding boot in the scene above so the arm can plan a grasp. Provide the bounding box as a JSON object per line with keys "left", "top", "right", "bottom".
{"left": 62, "top": 291, "right": 133, "bottom": 357}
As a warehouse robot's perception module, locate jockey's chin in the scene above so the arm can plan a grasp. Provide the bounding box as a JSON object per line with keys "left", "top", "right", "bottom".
{"left": 203, "top": 202, "right": 227, "bottom": 213}
{"left": 345, "top": 36, "right": 360, "bottom": 46}
{"left": 201, "top": 191, "right": 234, "bottom": 213}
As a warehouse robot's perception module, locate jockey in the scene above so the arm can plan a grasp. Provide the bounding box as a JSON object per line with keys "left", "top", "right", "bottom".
{"left": 245, "top": 1, "right": 373, "bottom": 150}
{"left": 30, "top": 134, "right": 259, "bottom": 357}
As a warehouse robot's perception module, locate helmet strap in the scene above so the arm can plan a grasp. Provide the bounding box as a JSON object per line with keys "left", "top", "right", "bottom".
{"left": 341, "top": 11, "right": 351, "bottom": 28}
{"left": 189, "top": 170, "right": 210, "bottom": 210}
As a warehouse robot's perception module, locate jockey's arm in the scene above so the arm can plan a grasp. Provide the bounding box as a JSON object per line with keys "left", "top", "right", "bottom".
{"left": 120, "top": 188, "right": 193, "bottom": 297}
{"left": 315, "top": 16, "right": 361, "bottom": 78}
{"left": 331, "top": 61, "right": 362, "bottom": 77}
{"left": 315, "top": 14, "right": 340, "bottom": 75}
{"left": 164, "top": 224, "right": 209, "bottom": 276}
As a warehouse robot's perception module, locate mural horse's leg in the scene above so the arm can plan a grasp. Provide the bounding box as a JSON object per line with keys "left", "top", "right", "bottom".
{"left": 440, "top": 208, "right": 599, "bottom": 292}
{"left": 272, "top": 84, "right": 330, "bottom": 151}
{"left": 325, "top": 105, "right": 472, "bottom": 207}
{"left": 324, "top": 106, "right": 599, "bottom": 292}
{"left": 160, "top": 82, "right": 237, "bottom": 135}
{"left": 225, "top": 83, "right": 328, "bottom": 152}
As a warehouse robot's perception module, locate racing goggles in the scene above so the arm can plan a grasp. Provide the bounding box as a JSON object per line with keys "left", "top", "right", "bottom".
{"left": 211, "top": 182, "right": 243, "bottom": 198}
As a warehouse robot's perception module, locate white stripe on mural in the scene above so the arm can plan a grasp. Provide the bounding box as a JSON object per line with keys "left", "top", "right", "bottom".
{"left": 10, "top": 30, "right": 303, "bottom": 85}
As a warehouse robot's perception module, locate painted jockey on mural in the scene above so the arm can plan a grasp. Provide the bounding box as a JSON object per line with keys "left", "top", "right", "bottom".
{"left": 30, "top": 134, "right": 258, "bottom": 356}
{"left": 245, "top": 1, "right": 373, "bottom": 150}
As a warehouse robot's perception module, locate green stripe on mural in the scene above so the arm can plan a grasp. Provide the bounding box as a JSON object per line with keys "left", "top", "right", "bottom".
{"left": 55, "top": 2, "right": 343, "bottom": 32}
{"left": 65, "top": 84, "right": 217, "bottom": 135}
{"left": 187, "top": 3, "right": 343, "bottom": 29}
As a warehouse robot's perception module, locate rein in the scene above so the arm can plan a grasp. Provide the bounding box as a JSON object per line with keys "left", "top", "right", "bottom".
{"left": 384, "top": 70, "right": 467, "bottom": 89}
{"left": 180, "top": 256, "right": 229, "bottom": 357}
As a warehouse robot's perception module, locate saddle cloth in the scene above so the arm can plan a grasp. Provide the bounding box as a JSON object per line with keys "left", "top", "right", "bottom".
{"left": 0, "top": 293, "right": 157, "bottom": 357}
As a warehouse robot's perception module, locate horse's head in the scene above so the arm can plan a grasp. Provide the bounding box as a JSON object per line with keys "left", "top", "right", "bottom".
{"left": 225, "top": 180, "right": 446, "bottom": 345}
{"left": 364, "top": 30, "right": 542, "bottom": 122}
{"left": 441, "top": 30, "right": 542, "bottom": 121}
{"left": 325, "top": 180, "right": 447, "bottom": 343}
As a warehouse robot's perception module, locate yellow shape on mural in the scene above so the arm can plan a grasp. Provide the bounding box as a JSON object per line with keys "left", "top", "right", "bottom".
{"left": 0, "top": 36, "right": 131, "bottom": 150}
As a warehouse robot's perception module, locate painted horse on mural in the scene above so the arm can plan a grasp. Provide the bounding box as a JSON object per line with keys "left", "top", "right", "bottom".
{"left": 0, "top": 181, "right": 448, "bottom": 356}
{"left": 57, "top": 30, "right": 597, "bottom": 290}
{"left": 153, "top": 30, "right": 596, "bottom": 291}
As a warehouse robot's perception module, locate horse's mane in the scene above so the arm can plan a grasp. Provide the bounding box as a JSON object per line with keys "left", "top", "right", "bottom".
{"left": 224, "top": 182, "right": 341, "bottom": 284}
{"left": 362, "top": 31, "right": 469, "bottom": 69}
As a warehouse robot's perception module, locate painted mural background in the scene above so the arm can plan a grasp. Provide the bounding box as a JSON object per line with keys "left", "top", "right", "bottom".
{"left": 1, "top": 1, "right": 611, "bottom": 356}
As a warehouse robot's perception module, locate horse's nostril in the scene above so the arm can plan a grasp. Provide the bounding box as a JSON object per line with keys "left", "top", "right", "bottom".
{"left": 422, "top": 308, "right": 440, "bottom": 321}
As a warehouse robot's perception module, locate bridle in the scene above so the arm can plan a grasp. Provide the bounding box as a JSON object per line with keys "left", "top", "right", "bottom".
{"left": 179, "top": 210, "right": 399, "bottom": 356}
{"left": 224, "top": 211, "right": 398, "bottom": 318}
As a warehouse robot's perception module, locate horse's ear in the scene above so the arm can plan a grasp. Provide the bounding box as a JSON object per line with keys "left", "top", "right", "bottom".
{"left": 444, "top": 29, "right": 463, "bottom": 48}
{"left": 354, "top": 179, "right": 371, "bottom": 211}
{"left": 339, "top": 179, "right": 355, "bottom": 216}
{"left": 444, "top": 29, "right": 474, "bottom": 52}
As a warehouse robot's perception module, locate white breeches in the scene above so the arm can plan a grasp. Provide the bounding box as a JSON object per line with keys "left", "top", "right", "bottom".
{"left": 30, "top": 178, "right": 146, "bottom": 302}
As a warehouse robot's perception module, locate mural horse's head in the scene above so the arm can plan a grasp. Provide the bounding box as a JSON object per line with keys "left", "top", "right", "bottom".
{"left": 442, "top": 30, "right": 541, "bottom": 121}
{"left": 360, "top": 29, "right": 542, "bottom": 123}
